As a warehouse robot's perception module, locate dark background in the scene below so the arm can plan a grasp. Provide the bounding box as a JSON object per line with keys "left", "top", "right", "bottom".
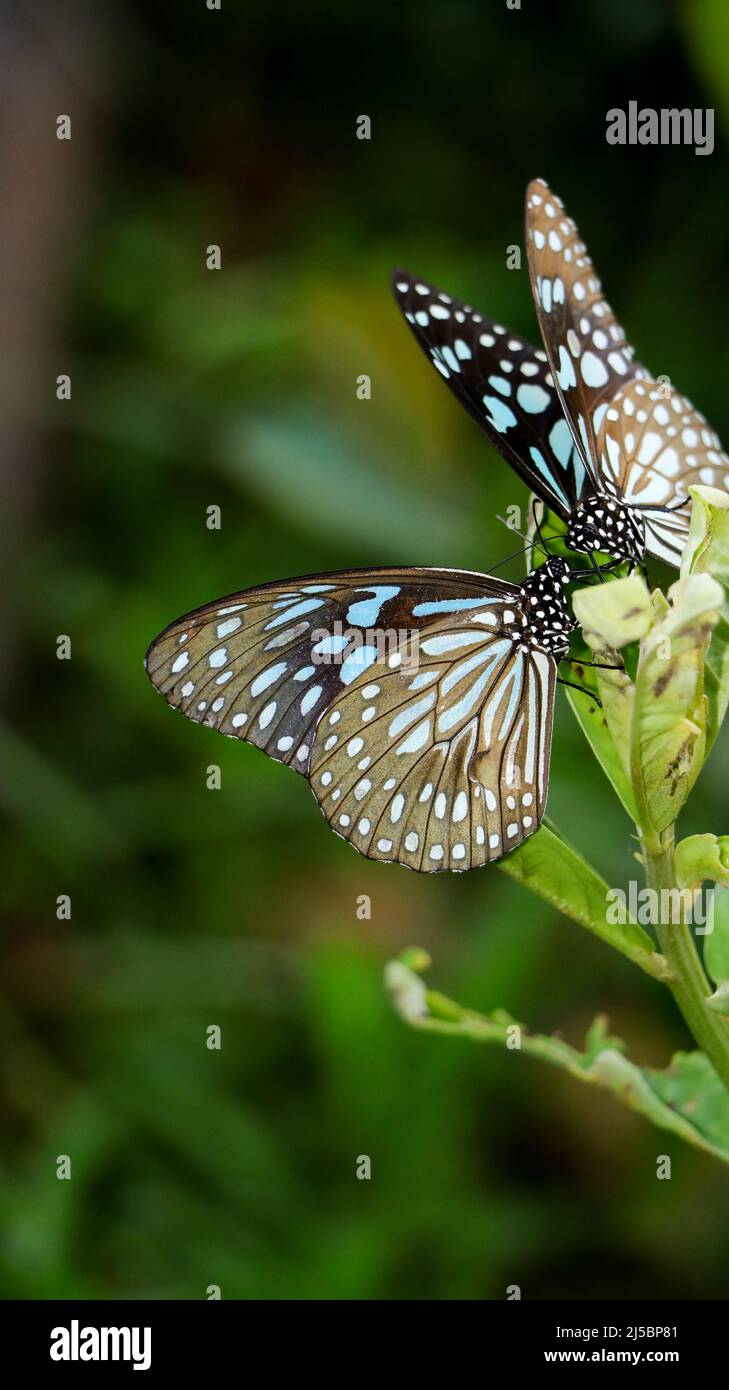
{"left": 2, "top": 0, "right": 729, "bottom": 1299}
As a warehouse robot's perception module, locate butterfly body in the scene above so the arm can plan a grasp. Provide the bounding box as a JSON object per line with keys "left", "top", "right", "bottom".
{"left": 566, "top": 493, "right": 646, "bottom": 563}
{"left": 516, "top": 555, "right": 575, "bottom": 659}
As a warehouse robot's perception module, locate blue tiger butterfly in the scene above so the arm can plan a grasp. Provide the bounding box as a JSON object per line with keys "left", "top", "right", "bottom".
{"left": 391, "top": 178, "right": 729, "bottom": 569}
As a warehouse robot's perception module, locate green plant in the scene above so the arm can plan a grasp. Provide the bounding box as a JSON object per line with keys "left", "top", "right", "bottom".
{"left": 387, "top": 486, "right": 729, "bottom": 1164}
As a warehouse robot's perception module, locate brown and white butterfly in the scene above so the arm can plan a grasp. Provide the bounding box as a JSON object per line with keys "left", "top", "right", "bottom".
{"left": 145, "top": 559, "right": 579, "bottom": 873}
{"left": 391, "top": 178, "right": 729, "bottom": 568}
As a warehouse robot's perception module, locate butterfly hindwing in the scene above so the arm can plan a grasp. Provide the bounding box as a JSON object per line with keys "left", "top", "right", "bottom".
{"left": 597, "top": 377, "right": 729, "bottom": 566}
{"left": 311, "top": 614, "right": 555, "bottom": 872}
{"left": 145, "top": 567, "right": 557, "bottom": 871}
{"left": 390, "top": 270, "right": 588, "bottom": 517}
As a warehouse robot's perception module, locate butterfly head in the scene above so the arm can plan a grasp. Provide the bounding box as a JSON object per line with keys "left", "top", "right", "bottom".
{"left": 521, "top": 554, "right": 571, "bottom": 604}
{"left": 541, "top": 555, "right": 572, "bottom": 585}
{"left": 566, "top": 494, "right": 645, "bottom": 564}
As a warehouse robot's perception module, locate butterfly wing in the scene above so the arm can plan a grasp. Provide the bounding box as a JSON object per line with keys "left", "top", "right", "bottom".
{"left": 525, "top": 178, "right": 648, "bottom": 485}
{"left": 597, "top": 378, "right": 729, "bottom": 566}
{"left": 309, "top": 616, "right": 555, "bottom": 872}
{"left": 145, "top": 567, "right": 557, "bottom": 872}
{"left": 390, "top": 270, "right": 588, "bottom": 517}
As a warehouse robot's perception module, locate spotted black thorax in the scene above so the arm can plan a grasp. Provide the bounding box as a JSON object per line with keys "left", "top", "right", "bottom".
{"left": 566, "top": 493, "right": 645, "bottom": 564}
{"left": 515, "top": 556, "right": 576, "bottom": 661}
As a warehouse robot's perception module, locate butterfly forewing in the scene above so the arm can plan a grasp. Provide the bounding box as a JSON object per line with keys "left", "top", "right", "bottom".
{"left": 390, "top": 270, "right": 587, "bottom": 517}
{"left": 597, "top": 378, "right": 729, "bottom": 565}
{"left": 144, "top": 567, "right": 517, "bottom": 773}
{"left": 145, "top": 568, "right": 557, "bottom": 872}
{"left": 525, "top": 178, "right": 647, "bottom": 482}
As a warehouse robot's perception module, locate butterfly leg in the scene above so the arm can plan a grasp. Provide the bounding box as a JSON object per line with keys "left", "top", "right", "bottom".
{"left": 565, "top": 657, "right": 623, "bottom": 671}
{"left": 557, "top": 676, "right": 603, "bottom": 708}
{"left": 630, "top": 496, "right": 688, "bottom": 514}
{"left": 588, "top": 550, "right": 606, "bottom": 584}
{"left": 662, "top": 496, "right": 690, "bottom": 513}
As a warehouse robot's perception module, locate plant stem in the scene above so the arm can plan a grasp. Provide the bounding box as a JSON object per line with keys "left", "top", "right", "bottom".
{"left": 642, "top": 825, "right": 729, "bottom": 1094}
{"left": 386, "top": 958, "right": 729, "bottom": 1167}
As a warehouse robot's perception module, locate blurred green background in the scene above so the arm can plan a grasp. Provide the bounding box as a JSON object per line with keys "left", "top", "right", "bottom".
{"left": 3, "top": 0, "right": 729, "bottom": 1299}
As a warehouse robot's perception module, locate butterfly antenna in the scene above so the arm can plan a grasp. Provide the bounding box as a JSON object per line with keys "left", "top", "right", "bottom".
{"left": 488, "top": 535, "right": 550, "bottom": 574}
{"left": 496, "top": 515, "right": 550, "bottom": 554}
{"left": 531, "top": 496, "right": 555, "bottom": 561}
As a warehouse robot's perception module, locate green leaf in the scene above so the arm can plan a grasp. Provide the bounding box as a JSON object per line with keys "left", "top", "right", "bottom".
{"left": 707, "top": 982, "right": 729, "bottom": 1017}
{"left": 386, "top": 954, "right": 729, "bottom": 1166}
{"left": 681, "top": 484, "right": 729, "bottom": 750}
{"left": 642, "top": 1049, "right": 729, "bottom": 1158}
{"left": 497, "top": 822, "right": 660, "bottom": 974}
{"left": 631, "top": 572, "right": 723, "bottom": 833}
{"left": 564, "top": 657, "right": 637, "bottom": 821}
{"left": 705, "top": 886, "right": 729, "bottom": 1000}
{"left": 568, "top": 576, "right": 658, "bottom": 823}
{"left": 572, "top": 572, "right": 653, "bottom": 649}
{"left": 676, "top": 832, "right": 729, "bottom": 889}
